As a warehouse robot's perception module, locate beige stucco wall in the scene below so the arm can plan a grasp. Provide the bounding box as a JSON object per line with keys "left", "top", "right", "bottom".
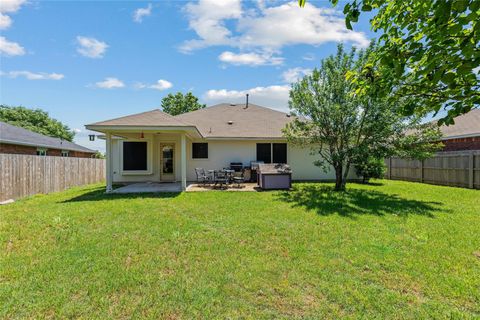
{"left": 111, "top": 133, "right": 355, "bottom": 183}
{"left": 111, "top": 132, "right": 182, "bottom": 183}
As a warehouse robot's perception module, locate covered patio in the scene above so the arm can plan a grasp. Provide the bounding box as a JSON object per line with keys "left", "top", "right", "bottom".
{"left": 110, "top": 182, "right": 259, "bottom": 193}
{"left": 86, "top": 109, "right": 203, "bottom": 192}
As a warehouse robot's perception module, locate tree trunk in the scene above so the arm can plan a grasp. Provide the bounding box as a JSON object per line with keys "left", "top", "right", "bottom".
{"left": 334, "top": 165, "right": 345, "bottom": 191}
{"left": 341, "top": 162, "right": 351, "bottom": 191}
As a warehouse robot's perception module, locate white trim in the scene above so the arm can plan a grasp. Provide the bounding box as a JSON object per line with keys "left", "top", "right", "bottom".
{"left": 105, "top": 133, "right": 113, "bottom": 193}
{"left": 180, "top": 133, "right": 187, "bottom": 191}
{"left": 120, "top": 139, "right": 153, "bottom": 175}
{"left": 203, "top": 137, "right": 288, "bottom": 141}
{"left": 85, "top": 125, "right": 203, "bottom": 138}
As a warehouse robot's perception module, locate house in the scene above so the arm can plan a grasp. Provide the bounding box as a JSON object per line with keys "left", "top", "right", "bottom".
{"left": 437, "top": 109, "right": 480, "bottom": 151}
{"left": 86, "top": 103, "right": 355, "bottom": 192}
{"left": 0, "top": 121, "right": 96, "bottom": 158}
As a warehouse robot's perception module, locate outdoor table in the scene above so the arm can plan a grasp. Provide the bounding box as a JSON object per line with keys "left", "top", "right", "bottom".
{"left": 208, "top": 169, "right": 235, "bottom": 186}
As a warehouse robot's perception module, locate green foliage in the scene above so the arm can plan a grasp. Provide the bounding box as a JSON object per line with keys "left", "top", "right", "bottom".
{"left": 0, "top": 105, "right": 75, "bottom": 141}
{"left": 93, "top": 151, "right": 105, "bottom": 159}
{"left": 161, "top": 92, "right": 206, "bottom": 116}
{"left": 354, "top": 157, "right": 386, "bottom": 183}
{"left": 1, "top": 181, "right": 479, "bottom": 318}
{"left": 299, "top": 0, "right": 480, "bottom": 124}
{"left": 284, "top": 44, "right": 442, "bottom": 191}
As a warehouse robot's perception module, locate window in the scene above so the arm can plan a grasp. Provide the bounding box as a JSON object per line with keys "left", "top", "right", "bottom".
{"left": 123, "top": 141, "right": 147, "bottom": 171}
{"left": 192, "top": 143, "right": 208, "bottom": 159}
{"left": 36, "top": 148, "right": 47, "bottom": 156}
{"left": 61, "top": 150, "right": 69, "bottom": 157}
{"left": 256, "top": 143, "right": 288, "bottom": 164}
{"left": 273, "top": 143, "right": 287, "bottom": 163}
{"left": 256, "top": 143, "right": 272, "bottom": 163}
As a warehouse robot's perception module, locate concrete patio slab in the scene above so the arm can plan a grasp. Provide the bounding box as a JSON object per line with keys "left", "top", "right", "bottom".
{"left": 111, "top": 182, "right": 182, "bottom": 193}
{"left": 186, "top": 183, "right": 260, "bottom": 192}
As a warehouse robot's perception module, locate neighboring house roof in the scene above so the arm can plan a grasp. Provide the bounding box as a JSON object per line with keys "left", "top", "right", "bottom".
{"left": 0, "top": 121, "right": 96, "bottom": 153}
{"left": 438, "top": 109, "right": 480, "bottom": 140}
{"left": 87, "top": 109, "right": 194, "bottom": 127}
{"left": 175, "top": 103, "right": 293, "bottom": 138}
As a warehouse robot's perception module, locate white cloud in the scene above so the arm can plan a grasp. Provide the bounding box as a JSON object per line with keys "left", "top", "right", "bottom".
{"left": 180, "top": 0, "right": 242, "bottom": 52}
{"left": 0, "top": 0, "right": 26, "bottom": 30}
{"left": 150, "top": 79, "right": 173, "bottom": 90}
{"left": 2, "top": 70, "right": 64, "bottom": 80}
{"left": 95, "top": 77, "right": 125, "bottom": 89}
{"left": 73, "top": 128, "right": 82, "bottom": 133}
{"left": 203, "top": 84, "right": 290, "bottom": 112}
{"left": 0, "top": 0, "right": 26, "bottom": 13}
{"left": 181, "top": 0, "right": 369, "bottom": 55}
{"left": 76, "top": 36, "right": 108, "bottom": 58}
{"left": 219, "top": 51, "right": 283, "bottom": 66}
{"left": 0, "top": 36, "right": 25, "bottom": 56}
{"left": 0, "top": 13, "right": 12, "bottom": 29}
{"left": 136, "top": 79, "right": 173, "bottom": 91}
{"left": 133, "top": 3, "right": 152, "bottom": 23}
{"left": 281, "top": 67, "right": 312, "bottom": 83}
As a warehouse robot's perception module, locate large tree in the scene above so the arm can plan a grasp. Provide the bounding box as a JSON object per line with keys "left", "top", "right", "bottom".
{"left": 0, "top": 105, "right": 75, "bottom": 142}
{"left": 161, "top": 92, "right": 206, "bottom": 116}
{"left": 299, "top": 0, "right": 480, "bottom": 124}
{"left": 284, "top": 45, "right": 442, "bottom": 191}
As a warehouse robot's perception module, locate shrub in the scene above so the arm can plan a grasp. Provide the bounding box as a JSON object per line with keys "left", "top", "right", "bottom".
{"left": 355, "top": 157, "right": 386, "bottom": 183}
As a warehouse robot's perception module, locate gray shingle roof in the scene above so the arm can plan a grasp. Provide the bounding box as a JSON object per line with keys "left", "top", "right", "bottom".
{"left": 87, "top": 109, "right": 194, "bottom": 127}
{"left": 0, "top": 121, "right": 96, "bottom": 153}
{"left": 439, "top": 109, "right": 480, "bottom": 139}
{"left": 86, "top": 103, "right": 294, "bottom": 139}
{"left": 175, "top": 103, "right": 293, "bottom": 138}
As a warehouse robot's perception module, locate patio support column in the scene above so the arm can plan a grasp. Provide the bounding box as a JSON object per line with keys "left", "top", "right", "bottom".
{"left": 105, "top": 132, "right": 113, "bottom": 193}
{"left": 180, "top": 133, "right": 187, "bottom": 191}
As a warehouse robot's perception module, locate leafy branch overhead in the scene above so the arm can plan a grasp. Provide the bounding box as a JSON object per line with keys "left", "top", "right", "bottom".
{"left": 0, "top": 105, "right": 75, "bottom": 141}
{"left": 299, "top": 0, "right": 480, "bottom": 124}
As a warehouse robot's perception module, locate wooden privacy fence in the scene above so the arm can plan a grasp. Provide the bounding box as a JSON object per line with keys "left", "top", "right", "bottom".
{"left": 0, "top": 154, "right": 105, "bottom": 201}
{"left": 386, "top": 151, "right": 480, "bottom": 189}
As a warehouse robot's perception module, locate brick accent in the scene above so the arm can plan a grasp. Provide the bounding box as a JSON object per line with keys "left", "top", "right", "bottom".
{"left": 0, "top": 143, "right": 95, "bottom": 158}
{"left": 442, "top": 137, "right": 480, "bottom": 151}
{"left": 0, "top": 143, "right": 37, "bottom": 155}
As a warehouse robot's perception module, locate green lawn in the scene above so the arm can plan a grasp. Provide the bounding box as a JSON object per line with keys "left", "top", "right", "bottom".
{"left": 1, "top": 180, "right": 479, "bottom": 319}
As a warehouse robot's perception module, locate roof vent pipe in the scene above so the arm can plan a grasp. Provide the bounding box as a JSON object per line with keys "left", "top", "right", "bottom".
{"left": 245, "top": 93, "right": 249, "bottom": 109}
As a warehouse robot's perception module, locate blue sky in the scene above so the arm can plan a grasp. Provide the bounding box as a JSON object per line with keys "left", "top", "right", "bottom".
{"left": 0, "top": 0, "right": 376, "bottom": 152}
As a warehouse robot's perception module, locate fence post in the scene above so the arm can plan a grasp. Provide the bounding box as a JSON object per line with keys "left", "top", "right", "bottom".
{"left": 388, "top": 157, "right": 392, "bottom": 179}
{"left": 421, "top": 159, "right": 424, "bottom": 183}
{"left": 469, "top": 152, "right": 474, "bottom": 189}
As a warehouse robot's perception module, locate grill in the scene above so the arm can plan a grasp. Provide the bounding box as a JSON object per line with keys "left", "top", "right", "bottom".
{"left": 249, "top": 161, "right": 264, "bottom": 183}
{"left": 230, "top": 162, "right": 243, "bottom": 172}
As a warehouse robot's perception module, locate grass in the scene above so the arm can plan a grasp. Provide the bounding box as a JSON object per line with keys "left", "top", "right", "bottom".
{"left": 1, "top": 180, "right": 479, "bottom": 319}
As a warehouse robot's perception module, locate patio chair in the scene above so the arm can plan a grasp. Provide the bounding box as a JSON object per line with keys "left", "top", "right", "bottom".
{"left": 195, "top": 168, "right": 210, "bottom": 185}
{"left": 214, "top": 170, "right": 229, "bottom": 188}
{"left": 232, "top": 169, "right": 246, "bottom": 188}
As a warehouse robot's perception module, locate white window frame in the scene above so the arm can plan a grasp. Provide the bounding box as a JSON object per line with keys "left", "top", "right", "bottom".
{"left": 120, "top": 139, "right": 153, "bottom": 175}
{"left": 37, "top": 148, "right": 47, "bottom": 156}
{"left": 61, "top": 150, "right": 69, "bottom": 157}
